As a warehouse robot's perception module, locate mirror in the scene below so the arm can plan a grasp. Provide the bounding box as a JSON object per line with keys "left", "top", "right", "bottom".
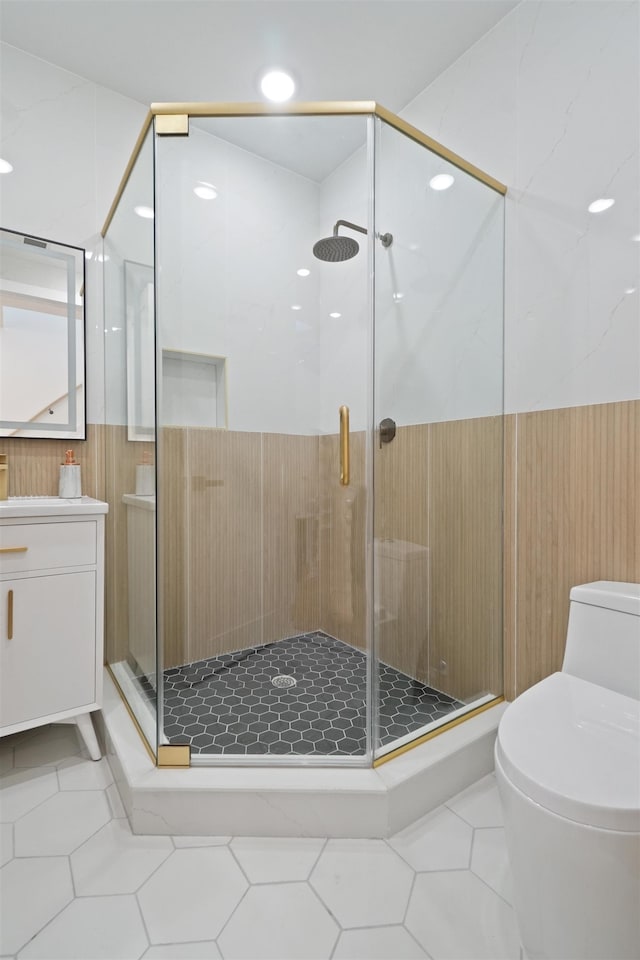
{"left": 0, "top": 228, "right": 86, "bottom": 439}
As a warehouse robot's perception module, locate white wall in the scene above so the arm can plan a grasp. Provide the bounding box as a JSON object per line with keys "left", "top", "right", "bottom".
{"left": 154, "top": 126, "right": 323, "bottom": 434}
{"left": 0, "top": 43, "right": 148, "bottom": 426}
{"left": 402, "top": 0, "right": 640, "bottom": 414}
{"left": 3, "top": 0, "right": 637, "bottom": 431}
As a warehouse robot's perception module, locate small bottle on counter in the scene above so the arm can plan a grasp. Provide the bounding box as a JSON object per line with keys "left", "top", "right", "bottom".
{"left": 59, "top": 449, "right": 82, "bottom": 499}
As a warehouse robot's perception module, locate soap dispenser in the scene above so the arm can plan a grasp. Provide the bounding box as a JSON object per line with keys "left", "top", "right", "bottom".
{"left": 59, "top": 449, "right": 82, "bottom": 499}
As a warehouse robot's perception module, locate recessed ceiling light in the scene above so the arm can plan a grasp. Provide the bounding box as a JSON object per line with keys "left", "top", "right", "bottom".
{"left": 0, "top": 158, "right": 13, "bottom": 174}
{"left": 393, "top": 292, "right": 405, "bottom": 302}
{"left": 291, "top": 304, "right": 302, "bottom": 311}
{"left": 429, "top": 173, "right": 455, "bottom": 191}
{"left": 329, "top": 312, "right": 341, "bottom": 319}
{"left": 632, "top": 234, "right": 640, "bottom": 242}
{"left": 625, "top": 287, "right": 637, "bottom": 295}
{"left": 134, "top": 205, "right": 154, "bottom": 219}
{"left": 297, "top": 268, "right": 310, "bottom": 277}
{"left": 587, "top": 198, "right": 615, "bottom": 213}
{"left": 260, "top": 70, "right": 295, "bottom": 102}
{"left": 85, "top": 251, "right": 93, "bottom": 261}
{"left": 194, "top": 182, "right": 217, "bottom": 200}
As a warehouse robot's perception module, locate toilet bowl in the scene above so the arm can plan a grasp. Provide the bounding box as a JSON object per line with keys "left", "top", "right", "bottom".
{"left": 495, "top": 581, "right": 640, "bottom": 960}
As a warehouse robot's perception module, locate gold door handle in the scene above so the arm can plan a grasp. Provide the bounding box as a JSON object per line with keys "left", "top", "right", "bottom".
{"left": 7, "top": 590, "right": 13, "bottom": 640}
{"left": 0, "top": 546, "right": 28, "bottom": 554}
{"left": 339, "top": 405, "right": 350, "bottom": 486}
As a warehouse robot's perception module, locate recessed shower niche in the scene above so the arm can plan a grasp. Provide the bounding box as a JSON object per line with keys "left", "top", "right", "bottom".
{"left": 103, "top": 103, "right": 505, "bottom": 767}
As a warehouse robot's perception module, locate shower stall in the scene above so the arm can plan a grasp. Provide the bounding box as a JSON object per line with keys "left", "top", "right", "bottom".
{"left": 103, "top": 102, "right": 505, "bottom": 767}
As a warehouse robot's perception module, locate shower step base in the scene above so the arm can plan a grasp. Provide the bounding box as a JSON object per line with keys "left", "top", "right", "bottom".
{"left": 98, "top": 669, "right": 505, "bottom": 838}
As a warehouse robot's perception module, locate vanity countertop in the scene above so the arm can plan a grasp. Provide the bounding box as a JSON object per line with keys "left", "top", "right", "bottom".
{"left": 0, "top": 496, "right": 109, "bottom": 519}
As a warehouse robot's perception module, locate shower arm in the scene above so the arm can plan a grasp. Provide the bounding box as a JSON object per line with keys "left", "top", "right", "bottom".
{"left": 333, "top": 219, "right": 393, "bottom": 248}
{"left": 334, "top": 219, "right": 367, "bottom": 237}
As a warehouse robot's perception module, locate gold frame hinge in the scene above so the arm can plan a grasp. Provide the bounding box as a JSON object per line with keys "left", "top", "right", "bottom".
{"left": 157, "top": 744, "right": 191, "bottom": 768}
{"left": 155, "top": 114, "right": 189, "bottom": 136}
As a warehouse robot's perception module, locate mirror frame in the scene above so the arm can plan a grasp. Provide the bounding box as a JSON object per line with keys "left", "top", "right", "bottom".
{"left": 0, "top": 227, "right": 87, "bottom": 440}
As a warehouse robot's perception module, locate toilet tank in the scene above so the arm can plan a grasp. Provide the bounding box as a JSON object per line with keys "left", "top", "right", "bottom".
{"left": 562, "top": 581, "right": 640, "bottom": 700}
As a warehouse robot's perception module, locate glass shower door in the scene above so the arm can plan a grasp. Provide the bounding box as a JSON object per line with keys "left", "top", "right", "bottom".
{"left": 154, "top": 114, "right": 375, "bottom": 762}
{"left": 373, "top": 116, "right": 505, "bottom": 759}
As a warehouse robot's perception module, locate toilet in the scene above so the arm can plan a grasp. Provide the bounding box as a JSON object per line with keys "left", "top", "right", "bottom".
{"left": 495, "top": 581, "right": 640, "bottom": 960}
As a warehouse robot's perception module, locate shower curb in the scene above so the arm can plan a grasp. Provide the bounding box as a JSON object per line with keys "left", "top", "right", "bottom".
{"left": 97, "top": 669, "right": 506, "bottom": 838}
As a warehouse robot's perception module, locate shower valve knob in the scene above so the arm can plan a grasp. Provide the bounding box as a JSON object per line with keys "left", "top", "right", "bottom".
{"left": 379, "top": 418, "right": 396, "bottom": 447}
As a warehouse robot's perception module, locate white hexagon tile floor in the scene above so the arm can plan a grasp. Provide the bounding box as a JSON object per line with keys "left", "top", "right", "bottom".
{"left": 0, "top": 723, "right": 523, "bottom": 960}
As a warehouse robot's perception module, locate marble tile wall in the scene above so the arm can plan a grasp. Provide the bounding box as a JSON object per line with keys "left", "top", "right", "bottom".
{"left": 403, "top": 0, "right": 639, "bottom": 416}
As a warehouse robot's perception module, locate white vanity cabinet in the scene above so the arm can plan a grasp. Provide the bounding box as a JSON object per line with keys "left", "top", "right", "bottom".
{"left": 0, "top": 497, "right": 108, "bottom": 758}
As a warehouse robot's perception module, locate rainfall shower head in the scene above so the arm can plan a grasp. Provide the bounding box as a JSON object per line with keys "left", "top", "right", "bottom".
{"left": 313, "top": 219, "right": 392, "bottom": 262}
{"left": 313, "top": 234, "right": 360, "bottom": 262}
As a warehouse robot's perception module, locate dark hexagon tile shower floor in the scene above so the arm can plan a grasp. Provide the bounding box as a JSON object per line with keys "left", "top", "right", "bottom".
{"left": 160, "top": 632, "right": 462, "bottom": 756}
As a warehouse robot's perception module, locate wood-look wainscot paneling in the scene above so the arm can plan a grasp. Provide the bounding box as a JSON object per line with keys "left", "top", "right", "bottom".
{"left": 319, "top": 430, "right": 368, "bottom": 652}
{"left": 503, "top": 414, "right": 517, "bottom": 701}
{"left": 373, "top": 423, "right": 429, "bottom": 681}
{"left": 104, "top": 426, "right": 153, "bottom": 665}
{"left": 513, "top": 399, "right": 640, "bottom": 695}
{"left": 159, "top": 427, "right": 187, "bottom": 669}
{"left": 186, "top": 428, "right": 264, "bottom": 661}
{"left": 427, "top": 416, "right": 504, "bottom": 702}
{"left": 262, "top": 433, "right": 320, "bottom": 644}
{"left": 0, "top": 424, "right": 104, "bottom": 500}
{"left": 4, "top": 398, "right": 636, "bottom": 709}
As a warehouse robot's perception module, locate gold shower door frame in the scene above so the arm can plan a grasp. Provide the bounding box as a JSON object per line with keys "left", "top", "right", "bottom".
{"left": 102, "top": 101, "right": 506, "bottom": 768}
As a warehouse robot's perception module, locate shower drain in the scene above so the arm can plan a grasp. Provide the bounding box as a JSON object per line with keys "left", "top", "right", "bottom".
{"left": 272, "top": 675, "right": 297, "bottom": 689}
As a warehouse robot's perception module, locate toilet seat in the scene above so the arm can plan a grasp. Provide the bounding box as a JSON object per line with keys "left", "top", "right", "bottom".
{"left": 496, "top": 672, "right": 640, "bottom": 832}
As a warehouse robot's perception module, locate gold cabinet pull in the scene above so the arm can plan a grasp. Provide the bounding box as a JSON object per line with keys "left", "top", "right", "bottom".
{"left": 0, "top": 546, "right": 28, "bottom": 554}
{"left": 339, "top": 405, "right": 350, "bottom": 486}
{"left": 7, "top": 590, "right": 13, "bottom": 640}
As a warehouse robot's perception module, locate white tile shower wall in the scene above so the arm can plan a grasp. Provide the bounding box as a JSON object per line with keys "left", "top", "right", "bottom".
{"left": 0, "top": 43, "right": 147, "bottom": 426}
{"left": 373, "top": 121, "right": 504, "bottom": 426}
{"left": 315, "top": 119, "right": 504, "bottom": 431}
{"left": 154, "top": 125, "right": 323, "bottom": 435}
{"left": 403, "top": 0, "right": 640, "bottom": 414}
{"left": 317, "top": 142, "right": 370, "bottom": 433}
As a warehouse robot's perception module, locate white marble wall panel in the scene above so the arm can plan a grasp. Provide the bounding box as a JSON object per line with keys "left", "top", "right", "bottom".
{"left": 403, "top": 0, "right": 640, "bottom": 414}
{"left": 0, "top": 44, "right": 95, "bottom": 245}
{"left": 0, "top": 44, "right": 148, "bottom": 426}
{"left": 155, "top": 124, "right": 323, "bottom": 435}
{"left": 317, "top": 138, "right": 370, "bottom": 434}
{"left": 374, "top": 121, "right": 504, "bottom": 426}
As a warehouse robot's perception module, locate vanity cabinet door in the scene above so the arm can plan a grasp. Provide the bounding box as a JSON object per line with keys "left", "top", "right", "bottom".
{"left": 0, "top": 571, "right": 96, "bottom": 728}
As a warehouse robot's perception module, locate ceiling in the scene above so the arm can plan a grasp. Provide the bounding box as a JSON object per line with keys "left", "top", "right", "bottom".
{"left": 0, "top": 1, "right": 517, "bottom": 112}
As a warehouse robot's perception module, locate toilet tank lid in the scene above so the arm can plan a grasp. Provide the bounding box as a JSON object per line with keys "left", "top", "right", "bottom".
{"left": 496, "top": 672, "right": 640, "bottom": 831}
{"left": 570, "top": 581, "right": 640, "bottom": 616}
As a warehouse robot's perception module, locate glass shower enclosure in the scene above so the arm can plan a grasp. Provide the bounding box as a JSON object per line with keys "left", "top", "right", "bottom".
{"left": 103, "top": 102, "right": 505, "bottom": 766}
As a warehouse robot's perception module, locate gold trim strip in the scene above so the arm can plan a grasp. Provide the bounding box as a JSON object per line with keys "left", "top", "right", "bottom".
{"left": 374, "top": 105, "right": 507, "bottom": 195}
{"left": 151, "top": 100, "right": 377, "bottom": 118}
{"left": 155, "top": 114, "right": 189, "bottom": 136}
{"left": 101, "top": 109, "right": 153, "bottom": 238}
{"left": 103, "top": 101, "right": 506, "bottom": 237}
{"left": 105, "top": 664, "right": 157, "bottom": 764}
{"left": 0, "top": 546, "right": 28, "bottom": 554}
{"left": 157, "top": 744, "right": 191, "bottom": 768}
{"left": 7, "top": 589, "right": 13, "bottom": 640}
{"left": 373, "top": 697, "right": 505, "bottom": 768}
